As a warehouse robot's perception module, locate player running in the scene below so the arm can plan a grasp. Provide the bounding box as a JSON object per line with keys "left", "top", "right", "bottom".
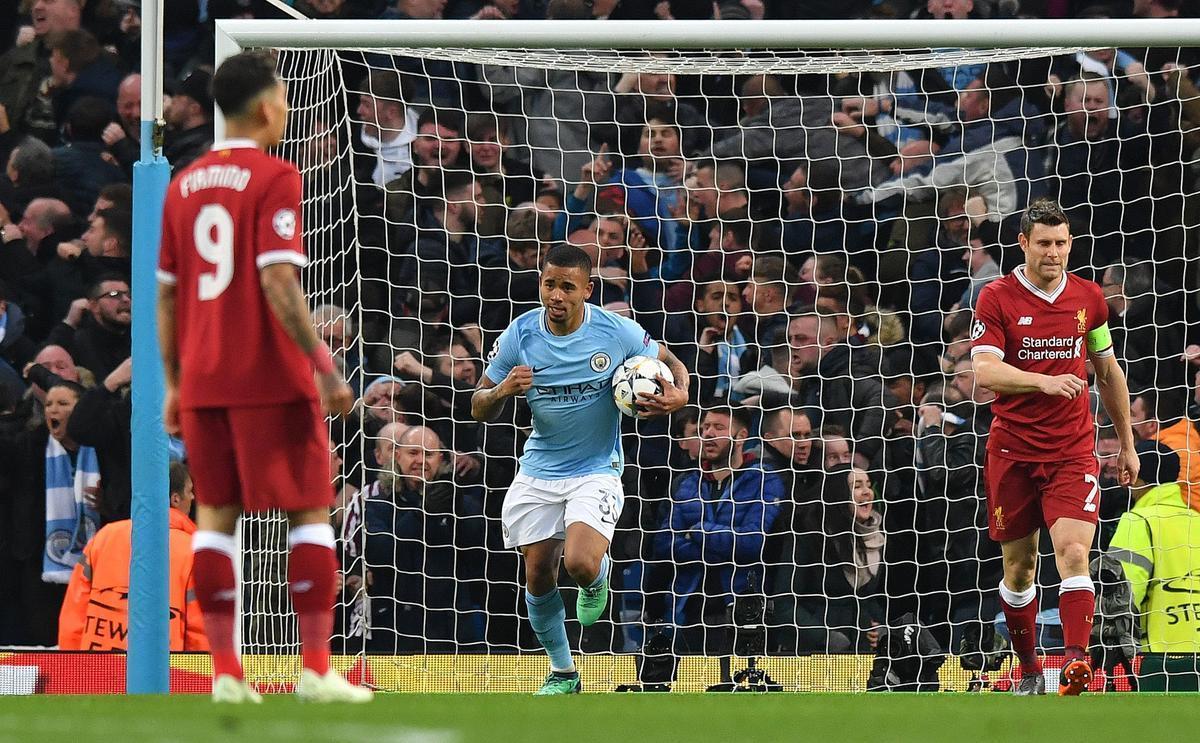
{"left": 971, "top": 198, "right": 1138, "bottom": 696}
{"left": 473, "top": 244, "right": 688, "bottom": 695}
{"left": 158, "top": 51, "right": 371, "bottom": 703}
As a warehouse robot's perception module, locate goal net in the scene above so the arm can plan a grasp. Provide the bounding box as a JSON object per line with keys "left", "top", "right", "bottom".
{"left": 226, "top": 20, "right": 1200, "bottom": 693}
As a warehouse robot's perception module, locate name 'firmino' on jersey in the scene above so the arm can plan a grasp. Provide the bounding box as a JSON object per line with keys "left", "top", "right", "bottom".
{"left": 970, "top": 267, "right": 1113, "bottom": 463}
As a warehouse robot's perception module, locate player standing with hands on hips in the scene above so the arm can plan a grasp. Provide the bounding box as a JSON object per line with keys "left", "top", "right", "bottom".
{"left": 158, "top": 51, "right": 372, "bottom": 703}
{"left": 473, "top": 244, "right": 688, "bottom": 695}
{"left": 971, "top": 199, "right": 1138, "bottom": 696}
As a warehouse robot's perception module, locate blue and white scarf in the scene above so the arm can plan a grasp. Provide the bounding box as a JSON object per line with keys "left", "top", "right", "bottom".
{"left": 43, "top": 437, "right": 101, "bottom": 584}
{"left": 714, "top": 325, "right": 749, "bottom": 399}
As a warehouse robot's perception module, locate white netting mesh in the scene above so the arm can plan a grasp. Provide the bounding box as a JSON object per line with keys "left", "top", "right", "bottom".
{"left": 237, "top": 39, "right": 1199, "bottom": 692}
{"left": 331, "top": 46, "right": 1093, "bottom": 75}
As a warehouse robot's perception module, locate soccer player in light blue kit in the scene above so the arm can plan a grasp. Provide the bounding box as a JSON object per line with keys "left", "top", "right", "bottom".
{"left": 473, "top": 244, "right": 688, "bottom": 695}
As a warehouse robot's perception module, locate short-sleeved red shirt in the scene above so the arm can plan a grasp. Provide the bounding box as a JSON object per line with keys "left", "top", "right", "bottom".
{"left": 970, "top": 267, "right": 1113, "bottom": 462}
{"left": 158, "top": 139, "right": 317, "bottom": 409}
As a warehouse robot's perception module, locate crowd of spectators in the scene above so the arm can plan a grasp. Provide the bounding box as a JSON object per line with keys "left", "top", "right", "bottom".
{"left": 1, "top": 0, "right": 1199, "bottom": 668}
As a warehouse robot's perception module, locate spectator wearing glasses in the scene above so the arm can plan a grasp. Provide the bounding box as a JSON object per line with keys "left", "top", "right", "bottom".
{"left": 47, "top": 274, "right": 130, "bottom": 379}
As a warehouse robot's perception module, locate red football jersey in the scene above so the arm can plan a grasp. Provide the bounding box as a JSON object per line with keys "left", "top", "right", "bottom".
{"left": 970, "top": 267, "right": 1112, "bottom": 462}
{"left": 158, "top": 139, "right": 316, "bottom": 409}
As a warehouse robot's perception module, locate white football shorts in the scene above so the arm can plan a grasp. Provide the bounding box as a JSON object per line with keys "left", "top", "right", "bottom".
{"left": 501, "top": 472, "right": 625, "bottom": 549}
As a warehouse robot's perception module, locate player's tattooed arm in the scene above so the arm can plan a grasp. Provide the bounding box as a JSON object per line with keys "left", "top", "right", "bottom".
{"left": 471, "top": 366, "right": 533, "bottom": 422}
{"left": 1091, "top": 351, "right": 1139, "bottom": 486}
{"left": 261, "top": 264, "right": 324, "bottom": 354}
{"left": 260, "top": 263, "right": 353, "bottom": 416}
{"left": 157, "top": 282, "right": 181, "bottom": 435}
{"left": 657, "top": 345, "right": 690, "bottom": 396}
{"left": 636, "top": 345, "right": 689, "bottom": 418}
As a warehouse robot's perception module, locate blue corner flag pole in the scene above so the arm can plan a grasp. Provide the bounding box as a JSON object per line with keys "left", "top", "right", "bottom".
{"left": 127, "top": 0, "right": 171, "bottom": 694}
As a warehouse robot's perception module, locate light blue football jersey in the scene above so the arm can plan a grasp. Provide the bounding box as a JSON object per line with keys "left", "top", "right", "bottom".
{"left": 484, "top": 305, "right": 660, "bottom": 479}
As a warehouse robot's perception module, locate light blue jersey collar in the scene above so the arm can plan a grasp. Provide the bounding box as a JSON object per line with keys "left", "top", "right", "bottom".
{"left": 541, "top": 304, "right": 592, "bottom": 338}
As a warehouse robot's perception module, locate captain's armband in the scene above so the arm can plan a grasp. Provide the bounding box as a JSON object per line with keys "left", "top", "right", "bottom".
{"left": 1086, "top": 322, "right": 1113, "bottom": 353}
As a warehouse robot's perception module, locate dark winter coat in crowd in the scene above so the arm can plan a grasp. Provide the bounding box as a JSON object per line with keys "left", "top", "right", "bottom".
{"left": 1049, "top": 117, "right": 1151, "bottom": 269}
{"left": 914, "top": 416, "right": 1000, "bottom": 627}
{"left": 52, "top": 141, "right": 126, "bottom": 217}
{"left": 798, "top": 342, "right": 897, "bottom": 461}
{"left": 107, "top": 131, "right": 139, "bottom": 177}
{"left": 51, "top": 56, "right": 123, "bottom": 128}
{"left": 363, "top": 466, "right": 486, "bottom": 652}
{"left": 164, "top": 122, "right": 214, "bottom": 173}
{"left": 477, "top": 255, "right": 540, "bottom": 335}
{"left": 0, "top": 403, "right": 67, "bottom": 646}
{"left": 788, "top": 469, "right": 888, "bottom": 652}
{"left": 47, "top": 315, "right": 130, "bottom": 381}
{"left": 0, "top": 39, "right": 49, "bottom": 141}
{"left": 73, "top": 252, "right": 131, "bottom": 287}
{"left": 1109, "top": 282, "right": 1187, "bottom": 401}
{"left": 67, "top": 383, "right": 131, "bottom": 524}
{"left": 709, "top": 97, "right": 887, "bottom": 190}
{"left": 0, "top": 176, "right": 71, "bottom": 227}
{"left": 0, "top": 300, "right": 36, "bottom": 387}
{"left": 757, "top": 442, "right": 819, "bottom": 574}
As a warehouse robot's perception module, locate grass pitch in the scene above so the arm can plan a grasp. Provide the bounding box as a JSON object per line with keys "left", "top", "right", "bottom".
{"left": 0, "top": 694, "right": 1195, "bottom": 743}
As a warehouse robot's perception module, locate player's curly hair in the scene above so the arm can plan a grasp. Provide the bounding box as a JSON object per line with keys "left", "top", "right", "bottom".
{"left": 1020, "top": 197, "right": 1069, "bottom": 237}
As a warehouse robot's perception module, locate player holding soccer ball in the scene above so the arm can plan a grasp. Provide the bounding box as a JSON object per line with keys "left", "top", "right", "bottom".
{"left": 158, "top": 52, "right": 371, "bottom": 703}
{"left": 971, "top": 199, "right": 1138, "bottom": 696}
{"left": 473, "top": 244, "right": 688, "bottom": 695}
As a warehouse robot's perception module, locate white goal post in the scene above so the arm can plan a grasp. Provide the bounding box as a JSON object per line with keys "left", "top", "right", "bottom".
{"left": 213, "top": 18, "right": 1200, "bottom": 693}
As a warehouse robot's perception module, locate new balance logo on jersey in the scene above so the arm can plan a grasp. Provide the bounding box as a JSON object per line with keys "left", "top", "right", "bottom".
{"left": 1018, "top": 316, "right": 1033, "bottom": 325}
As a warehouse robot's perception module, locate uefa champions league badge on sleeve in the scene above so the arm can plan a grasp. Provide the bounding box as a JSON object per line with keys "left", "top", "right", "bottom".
{"left": 971, "top": 319, "right": 986, "bottom": 340}
{"left": 272, "top": 209, "right": 296, "bottom": 240}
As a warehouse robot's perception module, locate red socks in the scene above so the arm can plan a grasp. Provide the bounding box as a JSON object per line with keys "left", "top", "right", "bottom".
{"left": 999, "top": 580, "right": 1041, "bottom": 675}
{"left": 192, "top": 531, "right": 242, "bottom": 680}
{"left": 194, "top": 525, "right": 338, "bottom": 682}
{"left": 1059, "top": 576, "right": 1095, "bottom": 662}
{"left": 288, "top": 524, "right": 338, "bottom": 676}
{"left": 1000, "top": 575, "right": 1094, "bottom": 675}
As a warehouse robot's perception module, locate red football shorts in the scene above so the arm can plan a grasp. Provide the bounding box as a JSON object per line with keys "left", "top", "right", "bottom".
{"left": 985, "top": 452, "right": 1101, "bottom": 542}
{"left": 180, "top": 400, "right": 333, "bottom": 513}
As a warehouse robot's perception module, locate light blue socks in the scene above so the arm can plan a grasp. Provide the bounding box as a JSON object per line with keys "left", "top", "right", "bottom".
{"left": 526, "top": 588, "right": 574, "bottom": 673}
{"left": 585, "top": 553, "right": 610, "bottom": 591}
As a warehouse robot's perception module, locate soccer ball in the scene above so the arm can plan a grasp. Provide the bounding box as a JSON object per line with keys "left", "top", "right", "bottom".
{"left": 611, "top": 355, "right": 674, "bottom": 418}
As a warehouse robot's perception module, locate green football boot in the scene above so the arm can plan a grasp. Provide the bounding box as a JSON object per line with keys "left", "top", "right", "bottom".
{"left": 576, "top": 577, "right": 609, "bottom": 627}
{"left": 534, "top": 671, "right": 582, "bottom": 696}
